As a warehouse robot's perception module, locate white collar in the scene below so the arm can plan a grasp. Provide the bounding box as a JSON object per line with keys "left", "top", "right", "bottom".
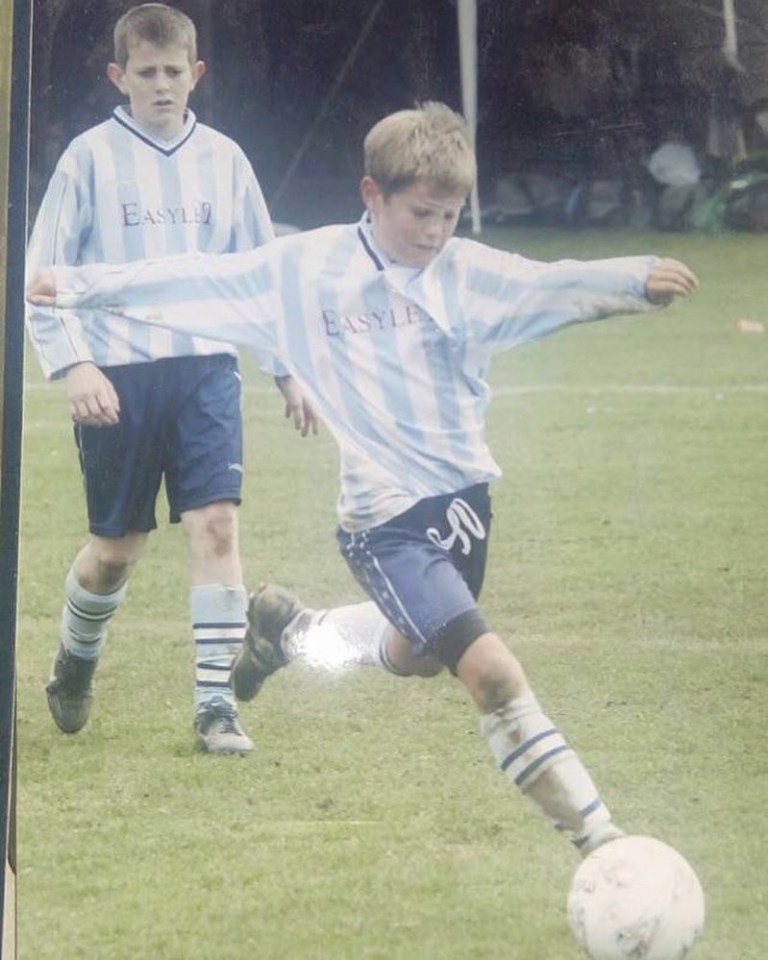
{"left": 113, "top": 105, "right": 197, "bottom": 152}
{"left": 357, "top": 212, "right": 422, "bottom": 281}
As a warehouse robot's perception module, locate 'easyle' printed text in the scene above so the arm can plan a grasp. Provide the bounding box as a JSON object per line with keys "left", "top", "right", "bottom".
{"left": 321, "top": 304, "right": 423, "bottom": 337}
{"left": 121, "top": 202, "right": 213, "bottom": 227}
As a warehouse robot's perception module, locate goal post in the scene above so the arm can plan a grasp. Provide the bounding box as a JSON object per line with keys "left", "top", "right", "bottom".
{"left": 457, "top": 0, "right": 481, "bottom": 233}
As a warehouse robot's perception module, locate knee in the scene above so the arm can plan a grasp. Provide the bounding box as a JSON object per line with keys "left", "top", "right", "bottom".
{"left": 182, "top": 502, "right": 238, "bottom": 558}
{"left": 384, "top": 630, "right": 444, "bottom": 678}
{"left": 410, "top": 656, "right": 445, "bottom": 678}
{"left": 94, "top": 556, "right": 131, "bottom": 590}
{"left": 455, "top": 632, "right": 530, "bottom": 712}
{"left": 85, "top": 536, "right": 145, "bottom": 590}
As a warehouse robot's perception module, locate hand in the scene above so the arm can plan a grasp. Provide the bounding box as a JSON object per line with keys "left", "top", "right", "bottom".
{"left": 26, "top": 268, "right": 57, "bottom": 306}
{"left": 646, "top": 258, "right": 699, "bottom": 305}
{"left": 274, "top": 375, "right": 319, "bottom": 438}
{"left": 65, "top": 362, "right": 121, "bottom": 427}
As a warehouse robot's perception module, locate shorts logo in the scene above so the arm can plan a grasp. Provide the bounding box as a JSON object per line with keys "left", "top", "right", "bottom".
{"left": 426, "top": 498, "right": 486, "bottom": 556}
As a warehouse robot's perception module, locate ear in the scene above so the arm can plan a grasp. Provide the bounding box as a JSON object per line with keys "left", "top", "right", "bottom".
{"left": 360, "top": 175, "right": 382, "bottom": 210}
{"left": 190, "top": 60, "right": 206, "bottom": 90}
{"left": 107, "top": 62, "right": 127, "bottom": 94}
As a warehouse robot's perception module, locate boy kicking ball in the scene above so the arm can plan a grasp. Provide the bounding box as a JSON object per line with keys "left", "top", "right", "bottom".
{"left": 29, "top": 101, "right": 698, "bottom": 852}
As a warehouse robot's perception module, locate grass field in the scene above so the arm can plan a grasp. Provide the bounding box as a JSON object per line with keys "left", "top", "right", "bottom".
{"left": 16, "top": 228, "right": 768, "bottom": 959}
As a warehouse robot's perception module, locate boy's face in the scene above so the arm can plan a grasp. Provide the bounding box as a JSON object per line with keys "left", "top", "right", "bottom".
{"left": 361, "top": 177, "right": 466, "bottom": 269}
{"left": 107, "top": 40, "right": 205, "bottom": 140}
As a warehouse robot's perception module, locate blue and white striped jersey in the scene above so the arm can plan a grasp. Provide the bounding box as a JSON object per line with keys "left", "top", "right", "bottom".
{"left": 26, "top": 105, "right": 276, "bottom": 377}
{"left": 52, "top": 215, "right": 658, "bottom": 531}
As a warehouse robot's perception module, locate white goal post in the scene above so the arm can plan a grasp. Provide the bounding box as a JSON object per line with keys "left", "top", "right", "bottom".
{"left": 457, "top": 0, "right": 482, "bottom": 233}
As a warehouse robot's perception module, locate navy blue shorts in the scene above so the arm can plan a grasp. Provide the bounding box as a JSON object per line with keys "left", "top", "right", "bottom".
{"left": 75, "top": 354, "right": 243, "bottom": 537}
{"left": 337, "top": 483, "right": 493, "bottom": 670}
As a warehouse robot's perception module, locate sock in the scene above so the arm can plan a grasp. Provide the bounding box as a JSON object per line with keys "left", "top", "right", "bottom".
{"left": 282, "top": 601, "right": 393, "bottom": 670}
{"left": 191, "top": 583, "right": 247, "bottom": 711}
{"left": 60, "top": 567, "right": 127, "bottom": 661}
{"left": 481, "top": 693, "right": 621, "bottom": 852}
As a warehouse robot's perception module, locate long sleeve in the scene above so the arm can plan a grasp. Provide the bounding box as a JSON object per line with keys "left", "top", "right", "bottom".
{"left": 25, "top": 162, "right": 96, "bottom": 378}
{"left": 229, "top": 147, "right": 275, "bottom": 252}
{"left": 450, "top": 243, "right": 658, "bottom": 350}
{"left": 228, "top": 146, "right": 289, "bottom": 378}
{"left": 51, "top": 248, "right": 281, "bottom": 359}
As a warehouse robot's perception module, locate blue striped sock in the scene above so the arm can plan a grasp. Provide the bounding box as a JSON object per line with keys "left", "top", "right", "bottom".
{"left": 190, "top": 584, "right": 247, "bottom": 711}
{"left": 481, "top": 694, "right": 616, "bottom": 849}
{"left": 60, "top": 568, "right": 126, "bottom": 661}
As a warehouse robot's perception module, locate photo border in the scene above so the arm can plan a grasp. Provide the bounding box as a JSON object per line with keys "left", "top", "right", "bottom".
{"left": 0, "top": 1, "right": 32, "bottom": 957}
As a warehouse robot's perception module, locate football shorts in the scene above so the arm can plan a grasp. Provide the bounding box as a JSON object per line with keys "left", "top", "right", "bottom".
{"left": 337, "top": 483, "right": 493, "bottom": 669}
{"left": 75, "top": 354, "right": 243, "bottom": 536}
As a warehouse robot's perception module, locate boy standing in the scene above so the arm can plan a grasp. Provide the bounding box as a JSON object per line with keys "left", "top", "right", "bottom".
{"left": 25, "top": 3, "right": 314, "bottom": 754}
{"left": 30, "top": 103, "right": 698, "bottom": 852}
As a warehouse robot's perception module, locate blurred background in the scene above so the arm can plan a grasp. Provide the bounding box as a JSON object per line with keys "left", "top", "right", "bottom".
{"left": 29, "top": 0, "right": 768, "bottom": 230}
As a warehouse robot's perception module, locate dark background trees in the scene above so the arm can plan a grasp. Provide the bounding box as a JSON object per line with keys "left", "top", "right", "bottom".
{"left": 30, "top": 0, "right": 768, "bottom": 226}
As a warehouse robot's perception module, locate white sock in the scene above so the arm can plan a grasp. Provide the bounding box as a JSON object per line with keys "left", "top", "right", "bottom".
{"left": 191, "top": 584, "right": 247, "bottom": 711}
{"left": 60, "top": 567, "right": 127, "bottom": 661}
{"left": 283, "top": 601, "right": 392, "bottom": 670}
{"left": 481, "top": 694, "right": 620, "bottom": 851}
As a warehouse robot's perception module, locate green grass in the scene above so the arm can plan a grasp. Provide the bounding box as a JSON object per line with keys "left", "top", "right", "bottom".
{"left": 17, "top": 228, "right": 768, "bottom": 959}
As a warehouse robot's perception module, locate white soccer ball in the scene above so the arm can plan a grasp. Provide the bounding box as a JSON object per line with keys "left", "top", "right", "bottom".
{"left": 567, "top": 835, "right": 705, "bottom": 960}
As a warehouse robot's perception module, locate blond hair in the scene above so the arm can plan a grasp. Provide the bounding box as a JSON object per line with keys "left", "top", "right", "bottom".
{"left": 363, "top": 101, "right": 476, "bottom": 197}
{"left": 113, "top": 3, "right": 198, "bottom": 68}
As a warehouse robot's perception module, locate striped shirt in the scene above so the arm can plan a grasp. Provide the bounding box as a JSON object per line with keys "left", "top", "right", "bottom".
{"left": 51, "top": 215, "right": 658, "bottom": 531}
{"left": 26, "top": 105, "right": 277, "bottom": 377}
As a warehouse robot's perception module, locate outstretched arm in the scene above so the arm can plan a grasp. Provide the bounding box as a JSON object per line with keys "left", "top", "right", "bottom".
{"left": 28, "top": 250, "right": 279, "bottom": 358}
{"left": 457, "top": 247, "right": 700, "bottom": 350}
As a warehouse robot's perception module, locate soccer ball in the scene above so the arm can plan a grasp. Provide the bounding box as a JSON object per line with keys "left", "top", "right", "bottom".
{"left": 567, "top": 835, "right": 705, "bottom": 960}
